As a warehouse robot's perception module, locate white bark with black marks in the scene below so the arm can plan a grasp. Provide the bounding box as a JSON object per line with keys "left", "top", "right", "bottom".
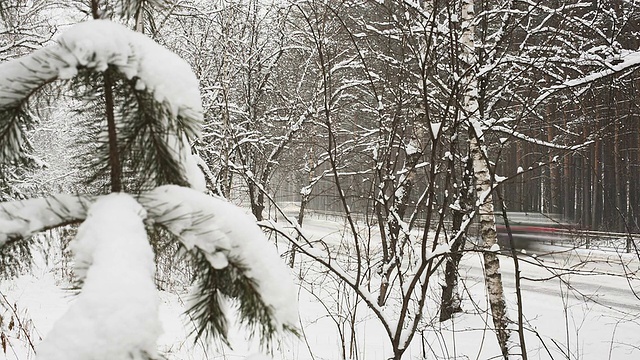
{"left": 460, "top": 0, "right": 514, "bottom": 357}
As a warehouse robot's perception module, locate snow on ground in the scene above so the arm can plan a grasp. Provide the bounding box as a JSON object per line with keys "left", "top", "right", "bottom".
{"left": 1, "top": 214, "right": 639, "bottom": 359}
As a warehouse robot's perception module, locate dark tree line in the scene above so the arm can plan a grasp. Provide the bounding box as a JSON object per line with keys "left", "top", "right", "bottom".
{"left": 499, "top": 75, "right": 640, "bottom": 233}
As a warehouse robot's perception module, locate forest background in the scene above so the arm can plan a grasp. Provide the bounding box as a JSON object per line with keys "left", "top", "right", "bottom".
{"left": 1, "top": 0, "right": 640, "bottom": 359}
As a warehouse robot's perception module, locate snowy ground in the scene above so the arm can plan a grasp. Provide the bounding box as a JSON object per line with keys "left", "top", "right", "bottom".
{"left": 1, "top": 215, "right": 639, "bottom": 360}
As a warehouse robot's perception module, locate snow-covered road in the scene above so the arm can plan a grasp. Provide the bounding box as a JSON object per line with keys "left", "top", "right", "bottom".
{"left": 459, "top": 246, "right": 640, "bottom": 313}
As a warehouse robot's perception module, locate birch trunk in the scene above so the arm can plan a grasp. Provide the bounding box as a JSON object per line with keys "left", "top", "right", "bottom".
{"left": 460, "top": 0, "right": 513, "bottom": 357}
{"left": 470, "top": 134, "right": 512, "bottom": 358}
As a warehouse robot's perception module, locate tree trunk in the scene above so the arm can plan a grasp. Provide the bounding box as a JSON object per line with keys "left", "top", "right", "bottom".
{"left": 289, "top": 152, "right": 315, "bottom": 268}
{"left": 582, "top": 125, "right": 592, "bottom": 228}
{"left": 440, "top": 159, "right": 472, "bottom": 322}
{"left": 104, "top": 71, "right": 121, "bottom": 193}
{"left": 630, "top": 137, "right": 637, "bottom": 231}
{"left": 592, "top": 137, "right": 602, "bottom": 230}
{"left": 614, "top": 113, "right": 625, "bottom": 231}
{"left": 603, "top": 124, "right": 616, "bottom": 230}
{"left": 517, "top": 143, "right": 524, "bottom": 211}
{"left": 461, "top": 0, "right": 513, "bottom": 357}
{"left": 470, "top": 132, "right": 512, "bottom": 358}
{"left": 546, "top": 110, "right": 558, "bottom": 213}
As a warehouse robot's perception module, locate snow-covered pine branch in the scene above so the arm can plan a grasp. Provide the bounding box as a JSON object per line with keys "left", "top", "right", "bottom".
{"left": 0, "top": 18, "right": 297, "bottom": 357}
{"left": 0, "top": 194, "right": 94, "bottom": 246}
{"left": 0, "top": 185, "right": 299, "bottom": 349}
{"left": 0, "top": 19, "right": 205, "bottom": 190}
{"left": 141, "top": 185, "right": 299, "bottom": 343}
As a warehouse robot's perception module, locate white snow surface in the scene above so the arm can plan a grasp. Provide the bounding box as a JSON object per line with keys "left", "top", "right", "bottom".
{"left": 142, "top": 185, "right": 299, "bottom": 331}
{"left": 244, "top": 354, "right": 274, "bottom": 360}
{"left": 36, "top": 194, "right": 161, "bottom": 360}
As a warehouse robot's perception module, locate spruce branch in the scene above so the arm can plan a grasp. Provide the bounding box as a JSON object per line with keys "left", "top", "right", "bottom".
{"left": 0, "top": 49, "right": 57, "bottom": 174}
{"left": 70, "top": 65, "right": 199, "bottom": 192}
{"left": 140, "top": 185, "right": 299, "bottom": 348}
{"left": 0, "top": 233, "right": 33, "bottom": 279}
{"left": 187, "top": 249, "right": 232, "bottom": 347}
{"left": 118, "top": 76, "right": 191, "bottom": 190}
{"left": 0, "top": 185, "right": 298, "bottom": 351}
{"left": 0, "top": 194, "right": 93, "bottom": 247}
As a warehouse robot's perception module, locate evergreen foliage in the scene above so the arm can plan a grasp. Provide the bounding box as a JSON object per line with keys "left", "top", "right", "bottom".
{"left": 71, "top": 67, "right": 194, "bottom": 192}
{"left": 0, "top": 4, "right": 298, "bottom": 357}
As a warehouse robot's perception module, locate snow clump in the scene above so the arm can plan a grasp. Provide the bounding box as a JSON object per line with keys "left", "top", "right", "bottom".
{"left": 36, "top": 194, "right": 161, "bottom": 360}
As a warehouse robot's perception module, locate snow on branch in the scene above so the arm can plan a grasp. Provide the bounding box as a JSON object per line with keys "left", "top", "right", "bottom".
{"left": 0, "top": 19, "right": 206, "bottom": 190}
{"left": 37, "top": 194, "right": 160, "bottom": 360}
{"left": 139, "top": 185, "right": 299, "bottom": 338}
{"left": 492, "top": 125, "right": 594, "bottom": 150}
{"left": 0, "top": 194, "right": 93, "bottom": 246}
{"left": 0, "top": 185, "right": 298, "bottom": 347}
{"left": 535, "top": 50, "right": 640, "bottom": 106}
{"left": 0, "top": 19, "right": 202, "bottom": 121}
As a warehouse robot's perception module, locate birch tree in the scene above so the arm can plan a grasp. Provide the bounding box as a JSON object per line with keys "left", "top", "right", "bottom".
{"left": 459, "top": 0, "right": 514, "bottom": 356}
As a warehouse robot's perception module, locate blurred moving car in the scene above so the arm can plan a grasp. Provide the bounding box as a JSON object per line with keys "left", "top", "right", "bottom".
{"left": 495, "top": 212, "right": 576, "bottom": 249}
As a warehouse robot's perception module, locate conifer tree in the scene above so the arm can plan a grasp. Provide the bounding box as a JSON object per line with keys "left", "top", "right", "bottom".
{"left": 0, "top": 1, "right": 297, "bottom": 359}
